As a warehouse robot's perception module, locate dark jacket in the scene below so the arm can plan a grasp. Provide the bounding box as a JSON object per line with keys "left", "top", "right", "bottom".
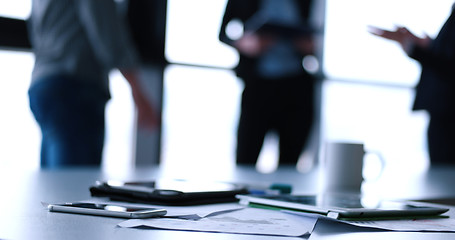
{"left": 219, "top": 0, "right": 314, "bottom": 80}
{"left": 411, "top": 10, "right": 455, "bottom": 115}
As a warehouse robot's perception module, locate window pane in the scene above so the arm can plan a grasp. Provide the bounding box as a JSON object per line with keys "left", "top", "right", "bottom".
{"left": 165, "top": 0, "right": 238, "bottom": 68}
{"left": 0, "top": 50, "right": 39, "bottom": 169}
{"left": 0, "top": 0, "right": 31, "bottom": 19}
{"left": 324, "top": 0, "right": 454, "bottom": 85}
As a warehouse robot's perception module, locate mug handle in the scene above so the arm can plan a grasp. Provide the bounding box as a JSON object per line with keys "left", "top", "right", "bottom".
{"left": 363, "top": 150, "right": 385, "bottom": 181}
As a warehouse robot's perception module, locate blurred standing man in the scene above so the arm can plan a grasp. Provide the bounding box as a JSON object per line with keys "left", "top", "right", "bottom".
{"left": 370, "top": 4, "right": 455, "bottom": 165}
{"left": 28, "top": 0, "right": 158, "bottom": 168}
{"left": 219, "top": 0, "right": 319, "bottom": 166}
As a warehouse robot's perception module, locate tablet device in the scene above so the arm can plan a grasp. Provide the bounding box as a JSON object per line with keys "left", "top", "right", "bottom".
{"left": 90, "top": 179, "right": 249, "bottom": 206}
{"left": 236, "top": 194, "right": 449, "bottom": 220}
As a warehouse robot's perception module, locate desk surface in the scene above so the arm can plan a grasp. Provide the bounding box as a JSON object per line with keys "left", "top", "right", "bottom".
{"left": 1, "top": 164, "right": 455, "bottom": 239}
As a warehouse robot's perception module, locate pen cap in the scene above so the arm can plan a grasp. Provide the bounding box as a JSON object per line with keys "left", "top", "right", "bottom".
{"left": 270, "top": 183, "right": 292, "bottom": 194}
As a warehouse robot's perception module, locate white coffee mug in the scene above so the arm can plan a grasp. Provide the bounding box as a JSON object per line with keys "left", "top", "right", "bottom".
{"left": 320, "top": 142, "right": 384, "bottom": 194}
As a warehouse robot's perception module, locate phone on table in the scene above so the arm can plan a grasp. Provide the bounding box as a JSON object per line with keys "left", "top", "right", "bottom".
{"left": 47, "top": 202, "right": 167, "bottom": 219}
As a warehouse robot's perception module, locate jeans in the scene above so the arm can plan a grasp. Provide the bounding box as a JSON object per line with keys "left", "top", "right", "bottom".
{"left": 29, "top": 75, "right": 108, "bottom": 169}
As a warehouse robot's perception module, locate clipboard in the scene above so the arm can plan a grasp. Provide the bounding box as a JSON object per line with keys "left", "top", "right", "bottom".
{"left": 244, "top": 13, "right": 315, "bottom": 38}
{"left": 90, "top": 179, "right": 249, "bottom": 206}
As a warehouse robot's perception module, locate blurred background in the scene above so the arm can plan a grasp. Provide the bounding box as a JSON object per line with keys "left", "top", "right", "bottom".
{"left": 0, "top": 0, "right": 453, "bottom": 174}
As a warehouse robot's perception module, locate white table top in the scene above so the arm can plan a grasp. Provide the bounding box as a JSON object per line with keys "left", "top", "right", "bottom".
{"left": 1, "top": 164, "right": 455, "bottom": 239}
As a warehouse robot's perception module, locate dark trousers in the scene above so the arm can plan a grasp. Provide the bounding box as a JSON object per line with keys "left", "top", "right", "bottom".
{"left": 28, "top": 75, "right": 108, "bottom": 169}
{"left": 236, "top": 74, "right": 315, "bottom": 165}
{"left": 427, "top": 112, "right": 455, "bottom": 165}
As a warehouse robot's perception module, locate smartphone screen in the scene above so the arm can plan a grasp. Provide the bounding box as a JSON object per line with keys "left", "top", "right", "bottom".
{"left": 61, "top": 203, "right": 153, "bottom": 211}
{"left": 48, "top": 202, "right": 167, "bottom": 218}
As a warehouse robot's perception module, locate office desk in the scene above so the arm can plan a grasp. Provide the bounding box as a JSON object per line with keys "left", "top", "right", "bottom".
{"left": 1, "top": 164, "right": 454, "bottom": 239}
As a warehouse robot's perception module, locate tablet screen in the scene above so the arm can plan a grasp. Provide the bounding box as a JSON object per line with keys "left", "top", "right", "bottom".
{"left": 251, "top": 194, "right": 423, "bottom": 210}
{"left": 238, "top": 194, "right": 449, "bottom": 219}
{"left": 106, "top": 179, "right": 242, "bottom": 194}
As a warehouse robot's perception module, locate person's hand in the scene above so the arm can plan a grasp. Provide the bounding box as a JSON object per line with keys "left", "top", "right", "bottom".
{"left": 131, "top": 85, "right": 160, "bottom": 131}
{"left": 233, "top": 32, "right": 276, "bottom": 57}
{"left": 368, "top": 25, "right": 431, "bottom": 53}
{"left": 293, "top": 36, "right": 315, "bottom": 55}
{"left": 120, "top": 69, "right": 160, "bottom": 131}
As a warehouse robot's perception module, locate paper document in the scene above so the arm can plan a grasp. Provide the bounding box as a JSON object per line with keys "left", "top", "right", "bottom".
{"left": 119, "top": 207, "right": 318, "bottom": 237}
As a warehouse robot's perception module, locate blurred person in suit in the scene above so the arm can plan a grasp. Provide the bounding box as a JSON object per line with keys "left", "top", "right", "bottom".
{"left": 219, "top": 0, "right": 320, "bottom": 166}
{"left": 369, "top": 4, "right": 455, "bottom": 165}
{"left": 28, "top": 0, "right": 158, "bottom": 168}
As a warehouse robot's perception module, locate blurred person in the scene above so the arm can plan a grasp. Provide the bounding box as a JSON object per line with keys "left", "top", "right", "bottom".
{"left": 369, "top": 4, "right": 455, "bottom": 165}
{"left": 219, "top": 0, "right": 319, "bottom": 166}
{"left": 28, "top": 0, "right": 158, "bottom": 168}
